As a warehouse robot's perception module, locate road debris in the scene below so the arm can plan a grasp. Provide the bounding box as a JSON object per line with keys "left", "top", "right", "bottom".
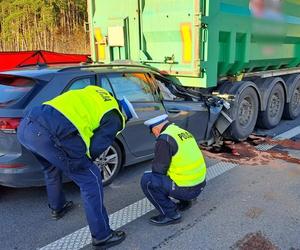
{"left": 231, "top": 231, "right": 278, "bottom": 250}
{"left": 202, "top": 136, "right": 300, "bottom": 167}
{"left": 245, "top": 207, "right": 264, "bottom": 219}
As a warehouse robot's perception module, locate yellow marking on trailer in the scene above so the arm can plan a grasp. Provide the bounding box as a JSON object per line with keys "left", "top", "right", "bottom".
{"left": 180, "top": 23, "right": 192, "bottom": 64}
{"left": 94, "top": 28, "right": 106, "bottom": 61}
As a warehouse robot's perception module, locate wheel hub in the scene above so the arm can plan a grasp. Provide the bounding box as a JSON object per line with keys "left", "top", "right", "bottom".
{"left": 269, "top": 93, "right": 281, "bottom": 118}
{"left": 291, "top": 86, "right": 300, "bottom": 112}
{"left": 94, "top": 146, "right": 118, "bottom": 182}
{"left": 239, "top": 98, "right": 253, "bottom": 127}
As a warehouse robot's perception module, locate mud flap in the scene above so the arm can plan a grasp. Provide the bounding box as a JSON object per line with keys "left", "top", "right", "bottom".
{"left": 215, "top": 110, "right": 233, "bottom": 135}
{"left": 205, "top": 105, "right": 223, "bottom": 140}
{"left": 205, "top": 99, "right": 233, "bottom": 141}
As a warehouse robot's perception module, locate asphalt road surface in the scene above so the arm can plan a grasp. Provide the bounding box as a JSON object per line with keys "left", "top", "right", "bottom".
{"left": 1, "top": 117, "right": 300, "bottom": 250}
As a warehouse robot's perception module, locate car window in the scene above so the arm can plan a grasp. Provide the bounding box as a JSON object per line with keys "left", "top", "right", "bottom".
{"left": 68, "top": 78, "right": 91, "bottom": 90}
{"left": 99, "top": 75, "right": 114, "bottom": 94}
{"left": 107, "top": 73, "right": 155, "bottom": 102}
{"left": 0, "top": 75, "right": 35, "bottom": 108}
{"left": 154, "top": 75, "right": 179, "bottom": 101}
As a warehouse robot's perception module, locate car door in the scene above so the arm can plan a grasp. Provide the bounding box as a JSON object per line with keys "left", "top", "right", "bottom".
{"left": 99, "top": 72, "right": 166, "bottom": 157}
{"left": 152, "top": 74, "right": 209, "bottom": 142}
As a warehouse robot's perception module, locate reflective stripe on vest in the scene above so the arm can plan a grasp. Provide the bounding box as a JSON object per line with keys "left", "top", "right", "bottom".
{"left": 161, "top": 124, "right": 206, "bottom": 187}
{"left": 44, "top": 86, "right": 125, "bottom": 157}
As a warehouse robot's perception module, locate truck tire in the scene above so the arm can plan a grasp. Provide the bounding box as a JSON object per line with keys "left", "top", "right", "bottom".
{"left": 228, "top": 86, "right": 259, "bottom": 140}
{"left": 257, "top": 83, "right": 285, "bottom": 129}
{"left": 283, "top": 78, "right": 300, "bottom": 120}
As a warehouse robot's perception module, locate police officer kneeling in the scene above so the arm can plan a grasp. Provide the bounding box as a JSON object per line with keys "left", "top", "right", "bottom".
{"left": 141, "top": 115, "right": 206, "bottom": 225}
{"left": 17, "top": 86, "right": 137, "bottom": 249}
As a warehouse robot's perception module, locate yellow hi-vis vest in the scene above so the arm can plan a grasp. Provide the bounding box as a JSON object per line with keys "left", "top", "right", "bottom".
{"left": 44, "top": 86, "right": 125, "bottom": 157}
{"left": 161, "top": 124, "right": 206, "bottom": 187}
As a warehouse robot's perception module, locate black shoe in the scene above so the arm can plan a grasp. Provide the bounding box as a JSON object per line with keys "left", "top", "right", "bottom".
{"left": 149, "top": 213, "right": 181, "bottom": 226}
{"left": 51, "top": 201, "right": 74, "bottom": 220}
{"left": 92, "top": 230, "right": 126, "bottom": 249}
{"left": 177, "top": 200, "right": 193, "bottom": 212}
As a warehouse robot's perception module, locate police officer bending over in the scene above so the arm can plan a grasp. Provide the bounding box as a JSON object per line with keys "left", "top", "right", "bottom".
{"left": 141, "top": 115, "right": 206, "bottom": 225}
{"left": 17, "top": 86, "right": 137, "bottom": 249}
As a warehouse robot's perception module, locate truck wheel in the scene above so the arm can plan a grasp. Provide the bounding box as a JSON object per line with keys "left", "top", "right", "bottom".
{"left": 283, "top": 78, "right": 300, "bottom": 120}
{"left": 93, "top": 142, "right": 122, "bottom": 186}
{"left": 257, "top": 83, "right": 285, "bottom": 129}
{"left": 228, "top": 86, "right": 259, "bottom": 140}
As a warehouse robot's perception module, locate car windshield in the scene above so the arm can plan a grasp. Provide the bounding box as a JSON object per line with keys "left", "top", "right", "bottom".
{"left": 0, "top": 75, "right": 35, "bottom": 107}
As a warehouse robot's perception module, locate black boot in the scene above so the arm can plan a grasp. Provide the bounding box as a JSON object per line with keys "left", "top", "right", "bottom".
{"left": 149, "top": 213, "right": 181, "bottom": 226}
{"left": 51, "top": 201, "right": 74, "bottom": 220}
{"left": 92, "top": 230, "right": 126, "bottom": 249}
{"left": 176, "top": 200, "right": 193, "bottom": 212}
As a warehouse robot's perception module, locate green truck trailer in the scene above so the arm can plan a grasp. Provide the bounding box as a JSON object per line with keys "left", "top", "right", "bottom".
{"left": 88, "top": 0, "right": 300, "bottom": 140}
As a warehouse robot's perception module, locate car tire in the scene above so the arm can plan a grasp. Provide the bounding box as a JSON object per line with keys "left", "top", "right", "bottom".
{"left": 93, "top": 142, "right": 122, "bottom": 186}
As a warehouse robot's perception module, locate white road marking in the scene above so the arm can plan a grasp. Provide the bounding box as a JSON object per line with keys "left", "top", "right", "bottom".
{"left": 38, "top": 126, "right": 300, "bottom": 250}
{"left": 38, "top": 162, "right": 238, "bottom": 250}
{"left": 255, "top": 125, "right": 300, "bottom": 151}
{"left": 273, "top": 126, "right": 300, "bottom": 140}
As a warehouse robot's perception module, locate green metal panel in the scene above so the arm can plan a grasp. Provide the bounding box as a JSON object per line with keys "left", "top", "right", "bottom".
{"left": 140, "top": 0, "right": 200, "bottom": 76}
{"left": 89, "top": 0, "right": 300, "bottom": 88}
{"left": 88, "top": 0, "right": 140, "bottom": 62}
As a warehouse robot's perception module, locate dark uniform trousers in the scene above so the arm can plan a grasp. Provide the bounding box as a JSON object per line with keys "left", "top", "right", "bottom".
{"left": 141, "top": 172, "right": 206, "bottom": 218}
{"left": 17, "top": 105, "right": 112, "bottom": 240}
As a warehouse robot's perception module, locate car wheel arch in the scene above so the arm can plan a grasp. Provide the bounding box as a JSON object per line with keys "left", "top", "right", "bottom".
{"left": 114, "top": 137, "right": 126, "bottom": 167}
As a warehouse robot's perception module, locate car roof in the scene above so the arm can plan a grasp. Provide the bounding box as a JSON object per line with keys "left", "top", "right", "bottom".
{"left": 57, "top": 63, "right": 160, "bottom": 74}
{"left": 0, "top": 67, "right": 60, "bottom": 81}
{"left": 0, "top": 63, "right": 161, "bottom": 81}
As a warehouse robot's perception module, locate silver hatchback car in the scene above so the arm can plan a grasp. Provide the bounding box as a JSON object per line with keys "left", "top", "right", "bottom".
{"left": 0, "top": 64, "right": 210, "bottom": 187}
